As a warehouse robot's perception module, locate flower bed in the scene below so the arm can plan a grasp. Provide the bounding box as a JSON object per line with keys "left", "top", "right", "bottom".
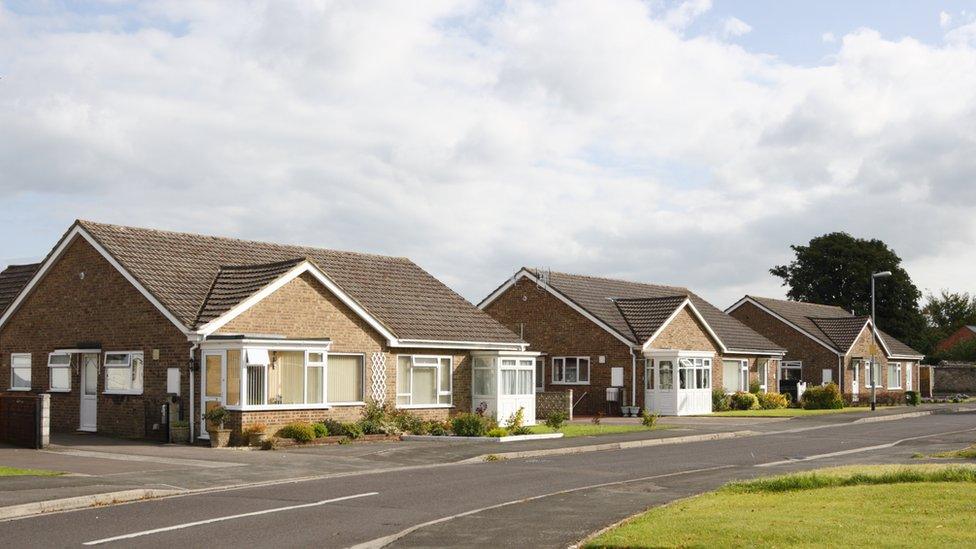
{"left": 402, "top": 432, "right": 564, "bottom": 443}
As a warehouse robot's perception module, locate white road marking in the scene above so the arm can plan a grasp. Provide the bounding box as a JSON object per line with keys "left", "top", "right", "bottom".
{"left": 82, "top": 492, "right": 378, "bottom": 546}
{"left": 349, "top": 465, "right": 735, "bottom": 549}
{"left": 755, "top": 426, "right": 976, "bottom": 467}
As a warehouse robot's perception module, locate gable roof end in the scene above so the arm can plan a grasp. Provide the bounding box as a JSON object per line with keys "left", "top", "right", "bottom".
{"left": 0, "top": 263, "right": 41, "bottom": 315}
{"left": 613, "top": 296, "right": 689, "bottom": 343}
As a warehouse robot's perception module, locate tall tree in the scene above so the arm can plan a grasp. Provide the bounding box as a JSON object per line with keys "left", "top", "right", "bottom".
{"left": 771, "top": 232, "right": 926, "bottom": 350}
{"left": 922, "top": 290, "right": 976, "bottom": 334}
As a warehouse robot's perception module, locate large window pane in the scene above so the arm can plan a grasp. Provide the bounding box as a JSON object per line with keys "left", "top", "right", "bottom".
{"left": 473, "top": 369, "right": 492, "bottom": 396}
{"left": 518, "top": 370, "right": 533, "bottom": 394}
{"left": 205, "top": 355, "right": 222, "bottom": 397}
{"left": 397, "top": 356, "right": 411, "bottom": 405}
{"left": 328, "top": 354, "right": 364, "bottom": 403}
{"left": 411, "top": 367, "right": 437, "bottom": 405}
{"left": 501, "top": 370, "right": 517, "bottom": 395}
{"left": 269, "top": 351, "right": 304, "bottom": 405}
{"left": 722, "top": 360, "right": 740, "bottom": 393}
{"left": 226, "top": 350, "right": 241, "bottom": 406}
{"left": 246, "top": 365, "right": 265, "bottom": 405}
{"left": 307, "top": 365, "right": 324, "bottom": 404}
{"left": 51, "top": 368, "right": 70, "bottom": 391}
{"left": 659, "top": 361, "right": 673, "bottom": 390}
{"left": 578, "top": 359, "right": 589, "bottom": 383}
{"left": 439, "top": 358, "right": 451, "bottom": 394}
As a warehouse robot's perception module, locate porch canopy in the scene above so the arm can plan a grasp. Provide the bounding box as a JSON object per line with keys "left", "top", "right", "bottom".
{"left": 471, "top": 350, "right": 541, "bottom": 426}
{"left": 643, "top": 349, "right": 714, "bottom": 416}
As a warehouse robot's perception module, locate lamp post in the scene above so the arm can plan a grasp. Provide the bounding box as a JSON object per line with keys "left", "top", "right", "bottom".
{"left": 870, "top": 271, "right": 892, "bottom": 411}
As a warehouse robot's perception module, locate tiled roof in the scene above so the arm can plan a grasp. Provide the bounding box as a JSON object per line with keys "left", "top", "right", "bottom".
{"left": 744, "top": 295, "right": 923, "bottom": 357}
{"left": 69, "top": 221, "right": 521, "bottom": 344}
{"left": 809, "top": 316, "right": 870, "bottom": 351}
{"left": 614, "top": 296, "right": 688, "bottom": 343}
{"left": 195, "top": 258, "right": 306, "bottom": 326}
{"left": 527, "top": 269, "right": 784, "bottom": 353}
{"left": 0, "top": 263, "right": 40, "bottom": 315}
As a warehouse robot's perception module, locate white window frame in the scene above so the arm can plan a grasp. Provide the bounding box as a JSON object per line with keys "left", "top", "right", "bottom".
{"left": 48, "top": 352, "right": 72, "bottom": 392}
{"left": 326, "top": 352, "right": 366, "bottom": 405}
{"left": 535, "top": 358, "right": 545, "bottom": 392}
{"left": 9, "top": 353, "right": 31, "bottom": 391}
{"left": 821, "top": 368, "right": 833, "bottom": 385}
{"left": 551, "top": 356, "right": 590, "bottom": 385}
{"left": 758, "top": 359, "right": 769, "bottom": 392}
{"left": 905, "top": 362, "right": 913, "bottom": 391}
{"left": 103, "top": 351, "right": 144, "bottom": 395}
{"left": 864, "top": 360, "right": 882, "bottom": 389}
{"left": 396, "top": 355, "right": 453, "bottom": 408}
{"left": 887, "top": 361, "right": 902, "bottom": 389}
{"left": 500, "top": 358, "right": 535, "bottom": 396}
{"left": 722, "top": 359, "right": 748, "bottom": 393}
{"left": 677, "top": 357, "right": 712, "bottom": 390}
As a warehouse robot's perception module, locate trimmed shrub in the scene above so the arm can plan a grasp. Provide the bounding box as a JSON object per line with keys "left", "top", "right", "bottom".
{"left": 906, "top": 390, "right": 921, "bottom": 406}
{"left": 312, "top": 422, "right": 329, "bottom": 438}
{"left": 452, "top": 413, "right": 489, "bottom": 437}
{"left": 712, "top": 388, "right": 731, "bottom": 412}
{"left": 427, "top": 420, "right": 450, "bottom": 436}
{"left": 801, "top": 383, "right": 844, "bottom": 410}
{"left": 277, "top": 422, "right": 316, "bottom": 443}
{"left": 544, "top": 411, "right": 568, "bottom": 431}
{"left": 342, "top": 422, "right": 364, "bottom": 440}
{"left": 392, "top": 410, "right": 426, "bottom": 434}
{"left": 486, "top": 427, "right": 508, "bottom": 438}
{"left": 730, "top": 391, "right": 760, "bottom": 410}
{"left": 757, "top": 392, "right": 789, "bottom": 410}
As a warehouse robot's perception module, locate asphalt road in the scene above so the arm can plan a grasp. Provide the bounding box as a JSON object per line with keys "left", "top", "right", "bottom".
{"left": 2, "top": 412, "right": 975, "bottom": 548}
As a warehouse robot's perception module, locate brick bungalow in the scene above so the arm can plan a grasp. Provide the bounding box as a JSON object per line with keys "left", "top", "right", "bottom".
{"left": 726, "top": 296, "right": 924, "bottom": 401}
{"left": 935, "top": 325, "right": 976, "bottom": 354}
{"left": 0, "top": 220, "right": 537, "bottom": 441}
{"left": 479, "top": 269, "right": 785, "bottom": 416}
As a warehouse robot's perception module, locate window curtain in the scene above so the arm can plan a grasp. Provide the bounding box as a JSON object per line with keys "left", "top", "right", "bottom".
{"left": 411, "top": 367, "right": 437, "bottom": 404}
{"left": 328, "top": 355, "right": 363, "bottom": 403}
{"left": 226, "top": 350, "right": 241, "bottom": 406}
{"left": 270, "top": 351, "right": 304, "bottom": 404}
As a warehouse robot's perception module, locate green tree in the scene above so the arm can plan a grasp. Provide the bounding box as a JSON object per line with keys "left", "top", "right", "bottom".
{"left": 771, "top": 232, "right": 926, "bottom": 350}
{"left": 922, "top": 290, "right": 976, "bottom": 334}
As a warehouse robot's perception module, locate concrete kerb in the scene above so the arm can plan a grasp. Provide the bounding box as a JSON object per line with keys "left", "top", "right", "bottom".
{"left": 0, "top": 489, "right": 182, "bottom": 521}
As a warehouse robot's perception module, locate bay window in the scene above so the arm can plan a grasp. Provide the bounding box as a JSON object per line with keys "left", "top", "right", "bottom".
{"left": 552, "top": 357, "right": 590, "bottom": 384}
{"left": 10, "top": 353, "right": 31, "bottom": 390}
{"left": 397, "top": 355, "right": 452, "bottom": 407}
{"left": 48, "top": 352, "right": 71, "bottom": 391}
{"left": 678, "top": 357, "right": 711, "bottom": 390}
{"left": 104, "top": 352, "right": 143, "bottom": 394}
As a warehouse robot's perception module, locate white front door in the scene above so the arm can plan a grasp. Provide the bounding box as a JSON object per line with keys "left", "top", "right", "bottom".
{"left": 200, "top": 351, "right": 225, "bottom": 439}
{"left": 851, "top": 360, "right": 860, "bottom": 401}
{"left": 79, "top": 353, "right": 98, "bottom": 432}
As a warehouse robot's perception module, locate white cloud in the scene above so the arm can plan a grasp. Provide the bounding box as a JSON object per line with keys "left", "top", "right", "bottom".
{"left": 723, "top": 16, "right": 752, "bottom": 38}
{"left": 663, "top": 0, "right": 712, "bottom": 31}
{"left": 940, "top": 11, "right": 952, "bottom": 28}
{"left": 2, "top": 2, "right": 976, "bottom": 309}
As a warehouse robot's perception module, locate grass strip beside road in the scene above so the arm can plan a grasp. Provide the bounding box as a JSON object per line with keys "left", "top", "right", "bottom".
{"left": 710, "top": 407, "right": 874, "bottom": 417}
{"left": 587, "top": 465, "right": 976, "bottom": 548}
{"left": 529, "top": 424, "right": 668, "bottom": 438}
{"left": 0, "top": 465, "right": 62, "bottom": 477}
{"left": 916, "top": 443, "right": 976, "bottom": 460}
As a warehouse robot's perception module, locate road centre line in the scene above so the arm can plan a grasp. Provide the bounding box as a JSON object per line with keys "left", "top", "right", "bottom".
{"left": 82, "top": 492, "right": 378, "bottom": 546}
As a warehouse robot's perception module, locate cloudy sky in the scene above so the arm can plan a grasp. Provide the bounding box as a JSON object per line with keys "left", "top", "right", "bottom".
{"left": 2, "top": 0, "right": 976, "bottom": 309}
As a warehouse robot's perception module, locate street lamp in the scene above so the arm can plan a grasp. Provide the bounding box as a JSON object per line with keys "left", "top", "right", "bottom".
{"left": 870, "top": 271, "right": 892, "bottom": 411}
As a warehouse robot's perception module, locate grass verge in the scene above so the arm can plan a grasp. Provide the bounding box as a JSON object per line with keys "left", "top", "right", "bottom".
{"left": 528, "top": 424, "right": 667, "bottom": 438}
{"left": 915, "top": 443, "right": 976, "bottom": 460}
{"left": 710, "top": 407, "right": 875, "bottom": 417}
{"left": 0, "top": 466, "right": 62, "bottom": 477}
{"left": 586, "top": 465, "right": 976, "bottom": 548}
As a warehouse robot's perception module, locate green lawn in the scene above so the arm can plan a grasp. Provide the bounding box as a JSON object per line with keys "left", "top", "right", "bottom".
{"left": 529, "top": 423, "right": 667, "bottom": 438}
{"left": 0, "top": 466, "right": 62, "bottom": 477}
{"left": 917, "top": 443, "right": 976, "bottom": 460}
{"left": 709, "top": 407, "right": 877, "bottom": 417}
{"left": 587, "top": 465, "right": 976, "bottom": 548}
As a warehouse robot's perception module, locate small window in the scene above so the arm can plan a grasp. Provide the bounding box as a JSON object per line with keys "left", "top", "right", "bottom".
{"left": 887, "top": 362, "right": 902, "bottom": 389}
{"left": 659, "top": 360, "right": 674, "bottom": 390}
{"left": 48, "top": 353, "right": 71, "bottom": 391}
{"left": 10, "top": 353, "right": 31, "bottom": 390}
{"left": 104, "top": 352, "right": 144, "bottom": 394}
{"left": 552, "top": 357, "right": 590, "bottom": 384}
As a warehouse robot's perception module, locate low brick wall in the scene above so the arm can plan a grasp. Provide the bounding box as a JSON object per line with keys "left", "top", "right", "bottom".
{"left": 223, "top": 405, "right": 452, "bottom": 438}
{"left": 536, "top": 390, "right": 572, "bottom": 420}
{"left": 933, "top": 364, "right": 976, "bottom": 395}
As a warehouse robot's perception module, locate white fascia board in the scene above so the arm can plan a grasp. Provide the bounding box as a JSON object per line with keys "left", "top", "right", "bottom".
{"left": 196, "top": 261, "right": 400, "bottom": 345}
{"left": 0, "top": 225, "right": 192, "bottom": 335}
{"left": 484, "top": 269, "right": 638, "bottom": 348}
{"left": 643, "top": 348, "right": 716, "bottom": 358}
{"left": 392, "top": 339, "right": 529, "bottom": 351}
{"left": 642, "top": 299, "right": 729, "bottom": 354}
{"left": 727, "top": 297, "right": 841, "bottom": 356}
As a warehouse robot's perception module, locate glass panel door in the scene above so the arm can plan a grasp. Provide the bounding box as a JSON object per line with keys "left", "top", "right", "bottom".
{"left": 200, "top": 351, "right": 225, "bottom": 439}
{"left": 79, "top": 353, "right": 98, "bottom": 431}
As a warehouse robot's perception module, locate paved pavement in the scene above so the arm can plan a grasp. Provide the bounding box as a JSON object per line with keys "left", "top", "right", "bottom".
{"left": 0, "top": 409, "right": 974, "bottom": 547}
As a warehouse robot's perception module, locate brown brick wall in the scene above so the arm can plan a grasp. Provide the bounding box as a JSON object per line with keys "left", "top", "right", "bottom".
{"left": 729, "top": 301, "right": 917, "bottom": 396}
{"left": 0, "top": 237, "right": 192, "bottom": 438}
{"left": 484, "top": 278, "right": 774, "bottom": 414}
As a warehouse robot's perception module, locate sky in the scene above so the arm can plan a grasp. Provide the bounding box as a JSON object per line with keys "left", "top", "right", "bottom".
{"left": 2, "top": 0, "right": 976, "bottom": 310}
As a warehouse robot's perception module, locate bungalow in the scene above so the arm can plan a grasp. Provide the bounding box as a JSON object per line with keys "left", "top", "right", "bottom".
{"left": 478, "top": 269, "right": 785, "bottom": 416}
{"left": 726, "top": 296, "right": 924, "bottom": 401}
{"left": 0, "top": 220, "right": 537, "bottom": 442}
